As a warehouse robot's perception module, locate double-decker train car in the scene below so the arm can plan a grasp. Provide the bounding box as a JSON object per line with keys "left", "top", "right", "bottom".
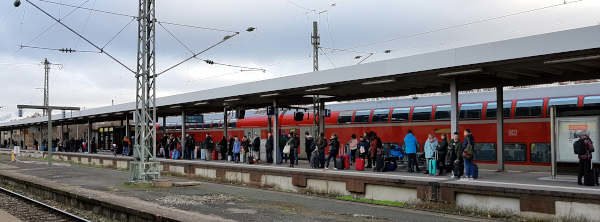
{"left": 161, "top": 83, "right": 600, "bottom": 169}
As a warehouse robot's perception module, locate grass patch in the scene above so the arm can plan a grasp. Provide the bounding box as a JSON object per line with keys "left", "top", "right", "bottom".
{"left": 122, "top": 181, "right": 155, "bottom": 189}
{"left": 336, "top": 195, "right": 408, "bottom": 208}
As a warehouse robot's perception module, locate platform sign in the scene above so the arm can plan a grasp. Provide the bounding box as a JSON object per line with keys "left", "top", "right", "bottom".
{"left": 556, "top": 116, "right": 600, "bottom": 163}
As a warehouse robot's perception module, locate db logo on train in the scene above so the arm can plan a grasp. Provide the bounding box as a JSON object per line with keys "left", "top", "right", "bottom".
{"left": 508, "top": 129, "right": 518, "bottom": 137}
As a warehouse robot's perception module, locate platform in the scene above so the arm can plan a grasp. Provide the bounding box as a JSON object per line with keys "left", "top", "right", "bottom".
{"left": 0, "top": 155, "right": 484, "bottom": 222}
{"left": 3, "top": 149, "right": 600, "bottom": 221}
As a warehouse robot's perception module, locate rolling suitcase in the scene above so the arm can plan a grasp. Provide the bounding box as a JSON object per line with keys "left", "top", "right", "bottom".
{"left": 584, "top": 163, "right": 596, "bottom": 186}
{"left": 384, "top": 160, "right": 397, "bottom": 172}
{"left": 428, "top": 159, "right": 437, "bottom": 176}
{"left": 342, "top": 154, "right": 350, "bottom": 170}
{"left": 355, "top": 158, "right": 365, "bottom": 171}
{"left": 212, "top": 150, "right": 218, "bottom": 161}
{"left": 335, "top": 157, "right": 344, "bottom": 170}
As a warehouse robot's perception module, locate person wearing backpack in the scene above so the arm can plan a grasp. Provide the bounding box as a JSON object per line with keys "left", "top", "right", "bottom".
{"left": 462, "top": 129, "right": 476, "bottom": 181}
{"left": 437, "top": 134, "right": 448, "bottom": 176}
{"left": 576, "top": 133, "right": 596, "bottom": 185}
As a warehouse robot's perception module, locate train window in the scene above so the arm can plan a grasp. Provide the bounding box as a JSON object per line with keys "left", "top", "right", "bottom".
{"left": 515, "top": 99, "right": 543, "bottom": 118}
{"left": 547, "top": 97, "right": 578, "bottom": 114}
{"left": 435, "top": 105, "right": 451, "bottom": 120}
{"left": 460, "top": 103, "right": 483, "bottom": 120}
{"left": 412, "top": 106, "right": 432, "bottom": 121}
{"left": 486, "top": 101, "right": 511, "bottom": 119}
{"left": 391, "top": 108, "right": 410, "bottom": 122}
{"left": 372, "top": 109, "right": 390, "bottom": 123}
{"left": 531, "top": 143, "right": 551, "bottom": 163}
{"left": 354, "top": 110, "right": 371, "bottom": 123}
{"left": 584, "top": 96, "right": 600, "bottom": 107}
{"left": 503, "top": 143, "right": 527, "bottom": 162}
{"left": 474, "top": 143, "right": 496, "bottom": 161}
{"left": 338, "top": 111, "right": 353, "bottom": 124}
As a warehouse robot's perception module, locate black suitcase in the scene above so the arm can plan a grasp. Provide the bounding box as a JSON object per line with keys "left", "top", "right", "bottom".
{"left": 383, "top": 160, "right": 397, "bottom": 172}
{"left": 584, "top": 167, "right": 596, "bottom": 186}
{"left": 335, "top": 157, "right": 344, "bottom": 170}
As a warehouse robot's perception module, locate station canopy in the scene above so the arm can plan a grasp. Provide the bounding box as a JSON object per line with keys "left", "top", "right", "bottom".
{"left": 2, "top": 25, "right": 600, "bottom": 128}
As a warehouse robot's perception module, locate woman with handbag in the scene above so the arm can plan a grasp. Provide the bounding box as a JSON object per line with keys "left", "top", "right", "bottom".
{"left": 462, "top": 129, "right": 476, "bottom": 180}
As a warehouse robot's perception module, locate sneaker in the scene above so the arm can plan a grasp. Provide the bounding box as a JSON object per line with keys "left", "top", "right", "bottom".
{"left": 450, "top": 175, "right": 455, "bottom": 179}
{"left": 468, "top": 177, "right": 474, "bottom": 181}
{"left": 334, "top": 168, "right": 338, "bottom": 170}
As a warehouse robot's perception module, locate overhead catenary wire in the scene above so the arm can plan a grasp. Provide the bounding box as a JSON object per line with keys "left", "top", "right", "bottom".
{"left": 23, "top": 0, "right": 135, "bottom": 73}
{"left": 158, "top": 22, "right": 195, "bottom": 55}
{"left": 101, "top": 16, "right": 136, "bottom": 49}
{"left": 21, "top": 0, "right": 91, "bottom": 50}
{"left": 19, "top": 44, "right": 100, "bottom": 53}
{"left": 339, "top": 0, "right": 586, "bottom": 51}
{"left": 37, "top": 0, "right": 239, "bottom": 33}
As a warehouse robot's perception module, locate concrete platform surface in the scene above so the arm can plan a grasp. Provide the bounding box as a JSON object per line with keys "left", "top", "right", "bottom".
{"left": 0, "top": 156, "right": 485, "bottom": 222}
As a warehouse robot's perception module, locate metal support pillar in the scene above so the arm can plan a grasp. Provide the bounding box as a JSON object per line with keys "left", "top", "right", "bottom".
{"left": 272, "top": 100, "right": 280, "bottom": 165}
{"left": 450, "top": 78, "right": 459, "bottom": 134}
{"left": 223, "top": 107, "right": 228, "bottom": 152}
{"left": 550, "top": 106, "right": 557, "bottom": 179}
{"left": 125, "top": 115, "right": 130, "bottom": 137}
{"left": 47, "top": 108, "right": 53, "bottom": 165}
{"left": 181, "top": 111, "right": 186, "bottom": 157}
{"left": 318, "top": 101, "right": 325, "bottom": 135}
{"left": 496, "top": 85, "right": 504, "bottom": 172}
{"left": 87, "top": 120, "right": 92, "bottom": 154}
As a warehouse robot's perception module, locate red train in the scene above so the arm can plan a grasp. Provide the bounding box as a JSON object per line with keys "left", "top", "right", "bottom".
{"left": 161, "top": 83, "right": 600, "bottom": 168}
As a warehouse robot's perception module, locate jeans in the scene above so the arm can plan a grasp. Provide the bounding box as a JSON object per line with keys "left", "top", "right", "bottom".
{"left": 326, "top": 150, "right": 339, "bottom": 168}
{"left": 233, "top": 153, "right": 240, "bottom": 163}
{"left": 350, "top": 149, "right": 357, "bottom": 163}
{"left": 122, "top": 146, "right": 129, "bottom": 156}
{"left": 407, "top": 153, "right": 418, "bottom": 172}
{"left": 318, "top": 150, "right": 326, "bottom": 168}
{"left": 464, "top": 159, "right": 474, "bottom": 178}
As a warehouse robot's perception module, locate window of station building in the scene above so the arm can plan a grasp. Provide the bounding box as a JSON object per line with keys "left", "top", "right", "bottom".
{"left": 354, "top": 110, "right": 371, "bottom": 123}
{"left": 503, "top": 143, "right": 527, "bottom": 162}
{"left": 531, "top": 143, "right": 551, "bottom": 163}
{"left": 412, "top": 106, "right": 432, "bottom": 121}
{"left": 486, "top": 101, "right": 512, "bottom": 119}
{"left": 547, "top": 97, "right": 578, "bottom": 114}
{"left": 584, "top": 95, "right": 600, "bottom": 107}
{"left": 434, "top": 105, "right": 451, "bottom": 120}
{"left": 338, "top": 111, "right": 353, "bottom": 124}
{"left": 515, "top": 99, "right": 543, "bottom": 118}
{"left": 391, "top": 108, "right": 410, "bottom": 122}
{"left": 460, "top": 103, "right": 483, "bottom": 120}
{"left": 474, "top": 143, "right": 496, "bottom": 161}
{"left": 372, "top": 109, "right": 390, "bottom": 123}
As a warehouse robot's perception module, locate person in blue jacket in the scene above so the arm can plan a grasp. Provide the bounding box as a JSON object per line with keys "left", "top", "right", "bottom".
{"left": 424, "top": 134, "right": 438, "bottom": 176}
{"left": 404, "top": 130, "right": 419, "bottom": 172}
{"left": 233, "top": 136, "right": 241, "bottom": 163}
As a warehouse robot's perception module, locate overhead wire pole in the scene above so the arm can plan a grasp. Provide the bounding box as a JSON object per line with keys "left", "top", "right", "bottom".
{"left": 311, "top": 21, "right": 325, "bottom": 136}
{"left": 130, "top": 0, "right": 160, "bottom": 182}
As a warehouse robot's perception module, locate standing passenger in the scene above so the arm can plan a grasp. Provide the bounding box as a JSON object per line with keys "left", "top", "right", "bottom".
{"left": 576, "top": 133, "right": 595, "bottom": 185}
{"left": 404, "top": 130, "right": 419, "bottom": 173}
{"left": 315, "top": 133, "right": 327, "bottom": 168}
{"left": 233, "top": 136, "right": 241, "bottom": 163}
{"left": 437, "top": 134, "right": 448, "bottom": 176}
{"left": 424, "top": 134, "right": 438, "bottom": 176}
{"left": 266, "top": 133, "right": 274, "bottom": 163}
{"left": 219, "top": 136, "right": 227, "bottom": 160}
{"left": 325, "top": 134, "right": 340, "bottom": 170}
{"left": 286, "top": 131, "right": 298, "bottom": 167}
{"left": 305, "top": 132, "right": 315, "bottom": 163}
{"left": 348, "top": 134, "right": 358, "bottom": 164}
{"left": 462, "top": 129, "right": 475, "bottom": 180}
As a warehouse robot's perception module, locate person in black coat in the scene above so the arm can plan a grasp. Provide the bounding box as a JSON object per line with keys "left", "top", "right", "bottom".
{"left": 266, "top": 133, "right": 274, "bottom": 163}
{"left": 437, "top": 134, "right": 448, "bottom": 175}
{"left": 325, "top": 134, "right": 340, "bottom": 169}
{"left": 219, "top": 136, "right": 227, "bottom": 160}
{"left": 304, "top": 131, "right": 315, "bottom": 163}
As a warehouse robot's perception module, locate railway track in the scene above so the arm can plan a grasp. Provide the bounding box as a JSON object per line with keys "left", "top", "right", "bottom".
{"left": 0, "top": 186, "right": 89, "bottom": 222}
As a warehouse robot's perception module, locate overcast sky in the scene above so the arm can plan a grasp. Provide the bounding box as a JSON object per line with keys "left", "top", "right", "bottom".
{"left": 1, "top": 0, "right": 599, "bottom": 121}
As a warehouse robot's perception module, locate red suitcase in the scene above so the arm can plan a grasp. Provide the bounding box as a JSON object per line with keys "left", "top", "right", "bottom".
{"left": 342, "top": 154, "right": 350, "bottom": 170}
{"left": 355, "top": 158, "right": 365, "bottom": 171}
{"left": 212, "top": 150, "right": 218, "bottom": 161}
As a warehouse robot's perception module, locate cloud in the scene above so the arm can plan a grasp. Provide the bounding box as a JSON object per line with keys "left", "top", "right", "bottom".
{"left": 1, "top": 0, "right": 599, "bottom": 122}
